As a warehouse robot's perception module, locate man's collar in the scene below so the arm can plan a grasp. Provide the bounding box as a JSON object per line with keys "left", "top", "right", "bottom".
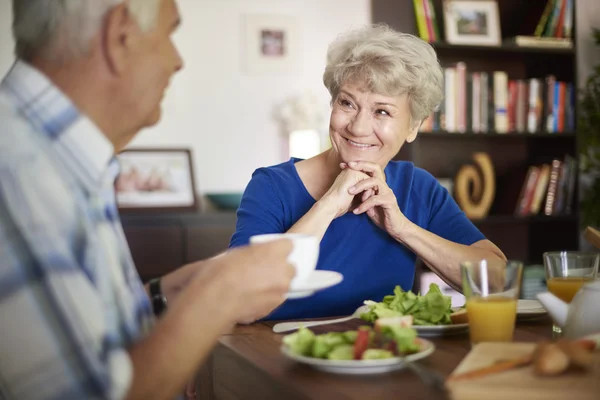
{"left": 2, "top": 60, "right": 116, "bottom": 189}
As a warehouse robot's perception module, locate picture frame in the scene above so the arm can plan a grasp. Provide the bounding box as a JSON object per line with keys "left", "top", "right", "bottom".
{"left": 242, "top": 14, "right": 301, "bottom": 75}
{"left": 115, "top": 148, "right": 198, "bottom": 213}
{"left": 442, "top": 0, "right": 501, "bottom": 46}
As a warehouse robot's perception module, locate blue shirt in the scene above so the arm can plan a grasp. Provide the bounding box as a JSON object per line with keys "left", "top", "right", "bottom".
{"left": 230, "top": 158, "right": 485, "bottom": 320}
{"left": 0, "top": 61, "right": 153, "bottom": 399}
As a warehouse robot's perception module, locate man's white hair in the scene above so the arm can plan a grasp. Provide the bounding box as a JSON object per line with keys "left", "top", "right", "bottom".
{"left": 12, "top": 0, "right": 163, "bottom": 61}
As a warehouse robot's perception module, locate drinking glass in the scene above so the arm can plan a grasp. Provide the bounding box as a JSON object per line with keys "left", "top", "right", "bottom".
{"left": 543, "top": 251, "right": 599, "bottom": 336}
{"left": 461, "top": 260, "right": 524, "bottom": 345}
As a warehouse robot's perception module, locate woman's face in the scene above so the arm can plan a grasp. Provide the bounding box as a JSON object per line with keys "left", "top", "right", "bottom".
{"left": 329, "top": 80, "right": 419, "bottom": 168}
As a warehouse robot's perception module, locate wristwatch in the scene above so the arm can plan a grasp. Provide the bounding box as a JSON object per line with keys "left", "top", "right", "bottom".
{"left": 149, "top": 278, "right": 167, "bottom": 317}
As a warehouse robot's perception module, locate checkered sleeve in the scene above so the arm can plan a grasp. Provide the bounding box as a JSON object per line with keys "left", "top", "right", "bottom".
{"left": 0, "top": 154, "right": 133, "bottom": 399}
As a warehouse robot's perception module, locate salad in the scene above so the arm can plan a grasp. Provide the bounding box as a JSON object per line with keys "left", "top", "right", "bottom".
{"left": 360, "top": 283, "right": 453, "bottom": 326}
{"left": 282, "top": 319, "right": 421, "bottom": 361}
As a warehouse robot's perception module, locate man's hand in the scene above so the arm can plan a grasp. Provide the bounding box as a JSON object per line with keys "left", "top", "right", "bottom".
{"left": 191, "top": 239, "right": 296, "bottom": 324}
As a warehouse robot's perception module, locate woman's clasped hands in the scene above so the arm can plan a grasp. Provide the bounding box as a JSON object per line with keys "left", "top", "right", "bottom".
{"left": 337, "top": 160, "right": 409, "bottom": 240}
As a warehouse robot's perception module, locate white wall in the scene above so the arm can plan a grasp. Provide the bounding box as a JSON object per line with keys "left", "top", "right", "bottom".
{"left": 0, "top": 0, "right": 370, "bottom": 194}
{"left": 132, "top": 0, "right": 370, "bottom": 193}
{"left": 577, "top": 0, "right": 600, "bottom": 86}
{"left": 0, "top": 0, "right": 12, "bottom": 76}
{"left": 5, "top": 0, "right": 597, "bottom": 193}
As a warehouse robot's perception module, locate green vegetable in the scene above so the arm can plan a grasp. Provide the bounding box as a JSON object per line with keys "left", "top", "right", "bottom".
{"left": 283, "top": 325, "right": 421, "bottom": 360}
{"left": 342, "top": 330, "right": 358, "bottom": 344}
{"left": 360, "top": 283, "right": 453, "bottom": 326}
{"left": 380, "top": 325, "right": 420, "bottom": 354}
{"left": 311, "top": 332, "right": 347, "bottom": 358}
{"left": 327, "top": 345, "right": 355, "bottom": 360}
{"left": 362, "top": 349, "right": 394, "bottom": 360}
{"left": 282, "top": 327, "right": 315, "bottom": 356}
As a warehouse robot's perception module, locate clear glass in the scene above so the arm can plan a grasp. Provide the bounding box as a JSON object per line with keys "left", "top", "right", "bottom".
{"left": 543, "top": 251, "right": 599, "bottom": 337}
{"left": 461, "top": 260, "right": 524, "bottom": 345}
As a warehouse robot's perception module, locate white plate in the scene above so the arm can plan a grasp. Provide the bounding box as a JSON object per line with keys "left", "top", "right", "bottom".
{"left": 286, "top": 270, "right": 344, "bottom": 299}
{"left": 281, "top": 338, "right": 435, "bottom": 374}
{"left": 414, "top": 323, "right": 469, "bottom": 337}
{"left": 516, "top": 299, "right": 547, "bottom": 320}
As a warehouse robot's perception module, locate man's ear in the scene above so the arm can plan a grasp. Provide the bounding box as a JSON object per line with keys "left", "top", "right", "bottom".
{"left": 406, "top": 120, "right": 421, "bottom": 143}
{"left": 102, "top": 3, "right": 140, "bottom": 75}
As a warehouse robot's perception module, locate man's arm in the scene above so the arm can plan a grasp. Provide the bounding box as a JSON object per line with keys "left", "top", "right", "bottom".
{"left": 126, "top": 259, "right": 238, "bottom": 400}
{"left": 0, "top": 156, "right": 284, "bottom": 400}
{"left": 126, "top": 243, "right": 294, "bottom": 399}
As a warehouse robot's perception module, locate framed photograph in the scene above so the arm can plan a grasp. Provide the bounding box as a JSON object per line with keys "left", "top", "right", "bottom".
{"left": 242, "top": 14, "right": 300, "bottom": 75}
{"left": 115, "top": 148, "right": 198, "bottom": 212}
{"left": 442, "top": 0, "right": 501, "bottom": 46}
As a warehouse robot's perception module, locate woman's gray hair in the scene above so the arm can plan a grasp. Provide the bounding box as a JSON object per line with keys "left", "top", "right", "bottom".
{"left": 323, "top": 24, "right": 443, "bottom": 126}
{"left": 12, "top": 0, "right": 162, "bottom": 62}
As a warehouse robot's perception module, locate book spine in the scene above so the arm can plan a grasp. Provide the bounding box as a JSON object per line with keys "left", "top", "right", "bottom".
{"left": 493, "top": 71, "right": 509, "bottom": 133}
{"left": 445, "top": 67, "right": 456, "bottom": 132}
{"left": 567, "top": 82, "right": 575, "bottom": 131}
{"left": 472, "top": 73, "right": 481, "bottom": 133}
{"left": 552, "top": 81, "right": 560, "bottom": 132}
{"left": 544, "top": 159, "right": 562, "bottom": 216}
{"left": 558, "top": 81, "right": 566, "bottom": 132}
{"left": 546, "top": 0, "right": 562, "bottom": 37}
{"left": 564, "top": 0, "right": 573, "bottom": 38}
{"left": 516, "top": 166, "right": 541, "bottom": 216}
{"left": 427, "top": 0, "right": 441, "bottom": 42}
{"left": 565, "top": 155, "right": 577, "bottom": 214}
{"left": 555, "top": 0, "right": 567, "bottom": 38}
{"left": 480, "top": 72, "right": 489, "bottom": 133}
{"left": 545, "top": 75, "right": 556, "bottom": 132}
{"left": 535, "top": 0, "right": 555, "bottom": 37}
{"left": 413, "top": 0, "right": 429, "bottom": 42}
{"left": 530, "top": 164, "right": 551, "bottom": 215}
{"left": 527, "top": 79, "right": 540, "bottom": 133}
{"left": 422, "top": 0, "right": 436, "bottom": 42}
{"left": 508, "top": 80, "right": 518, "bottom": 132}
{"left": 456, "top": 62, "right": 467, "bottom": 133}
{"left": 516, "top": 80, "right": 527, "bottom": 133}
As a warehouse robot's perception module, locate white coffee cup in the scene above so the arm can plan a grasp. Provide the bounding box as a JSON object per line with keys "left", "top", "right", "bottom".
{"left": 249, "top": 233, "right": 319, "bottom": 289}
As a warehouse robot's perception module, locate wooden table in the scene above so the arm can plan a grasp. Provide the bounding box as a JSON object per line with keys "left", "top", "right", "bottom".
{"left": 197, "top": 317, "right": 553, "bottom": 400}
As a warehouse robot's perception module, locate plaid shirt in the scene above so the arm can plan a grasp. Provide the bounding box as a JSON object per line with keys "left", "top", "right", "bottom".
{"left": 0, "top": 61, "right": 154, "bottom": 400}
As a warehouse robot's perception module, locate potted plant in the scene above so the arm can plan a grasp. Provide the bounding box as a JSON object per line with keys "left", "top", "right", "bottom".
{"left": 579, "top": 28, "right": 600, "bottom": 231}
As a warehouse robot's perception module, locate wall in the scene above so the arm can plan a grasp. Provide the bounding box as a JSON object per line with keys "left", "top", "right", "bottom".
{"left": 130, "top": 0, "right": 370, "bottom": 193}
{"left": 0, "top": 0, "right": 12, "bottom": 75}
{"left": 3, "top": 0, "right": 597, "bottom": 192}
{"left": 0, "top": 0, "right": 370, "bottom": 193}
{"left": 577, "top": 0, "right": 600, "bottom": 85}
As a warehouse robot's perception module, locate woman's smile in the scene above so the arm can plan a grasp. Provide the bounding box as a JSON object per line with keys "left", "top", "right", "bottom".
{"left": 344, "top": 137, "right": 378, "bottom": 150}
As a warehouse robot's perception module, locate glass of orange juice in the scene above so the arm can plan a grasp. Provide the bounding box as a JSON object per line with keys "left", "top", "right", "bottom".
{"left": 543, "top": 251, "right": 599, "bottom": 336}
{"left": 461, "top": 260, "right": 523, "bottom": 345}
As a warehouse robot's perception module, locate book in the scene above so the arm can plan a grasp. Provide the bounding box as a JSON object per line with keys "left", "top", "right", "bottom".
{"left": 413, "top": 0, "right": 429, "bottom": 42}
{"left": 544, "top": 159, "right": 562, "bottom": 216}
{"left": 530, "top": 164, "right": 551, "bottom": 215}
{"left": 534, "top": 0, "right": 556, "bottom": 37}
{"left": 513, "top": 36, "right": 573, "bottom": 48}
{"left": 493, "top": 71, "right": 508, "bottom": 133}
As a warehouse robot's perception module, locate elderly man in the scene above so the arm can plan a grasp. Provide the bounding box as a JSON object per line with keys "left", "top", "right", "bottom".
{"left": 0, "top": 1, "right": 295, "bottom": 399}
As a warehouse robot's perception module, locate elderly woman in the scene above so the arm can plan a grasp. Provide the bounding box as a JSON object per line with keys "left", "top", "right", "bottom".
{"left": 230, "top": 24, "right": 505, "bottom": 320}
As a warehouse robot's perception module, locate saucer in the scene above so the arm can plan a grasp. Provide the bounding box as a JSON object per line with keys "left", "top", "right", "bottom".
{"left": 516, "top": 299, "right": 547, "bottom": 320}
{"left": 285, "top": 270, "right": 343, "bottom": 299}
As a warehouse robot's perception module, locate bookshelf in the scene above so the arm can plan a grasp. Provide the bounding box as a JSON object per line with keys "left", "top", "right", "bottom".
{"left": 372, "top": 0, "right": 580, "bottom": 265}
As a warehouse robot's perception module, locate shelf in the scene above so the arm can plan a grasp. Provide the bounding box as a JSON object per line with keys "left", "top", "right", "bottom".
{"left": 430, "top": 41, "right": 575, "bottom": 56}
{"left": 418, "top": 131, "right": 576, "bottom": 138}
{"left": 470, "top": 215, "right": 578, "bottom": 224}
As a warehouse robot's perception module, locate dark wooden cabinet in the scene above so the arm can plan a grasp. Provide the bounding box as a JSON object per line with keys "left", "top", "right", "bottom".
{"left": 372, "top": 0, "right": 580, "bottom": 264}
{"left": 121, "top": 211, "right": 237, "bottom": 282}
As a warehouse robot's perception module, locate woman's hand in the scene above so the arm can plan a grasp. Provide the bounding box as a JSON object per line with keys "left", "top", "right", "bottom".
{"left": 319, "top": 168, "right": 371, "bottom": 219}
{"left": 342, "top": 161, "right": 409, "bottom": 239}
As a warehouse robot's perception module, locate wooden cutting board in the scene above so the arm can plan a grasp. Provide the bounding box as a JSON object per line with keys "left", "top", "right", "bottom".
{"left": 445, "top": 342, "right": 600, "bottom": 400}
